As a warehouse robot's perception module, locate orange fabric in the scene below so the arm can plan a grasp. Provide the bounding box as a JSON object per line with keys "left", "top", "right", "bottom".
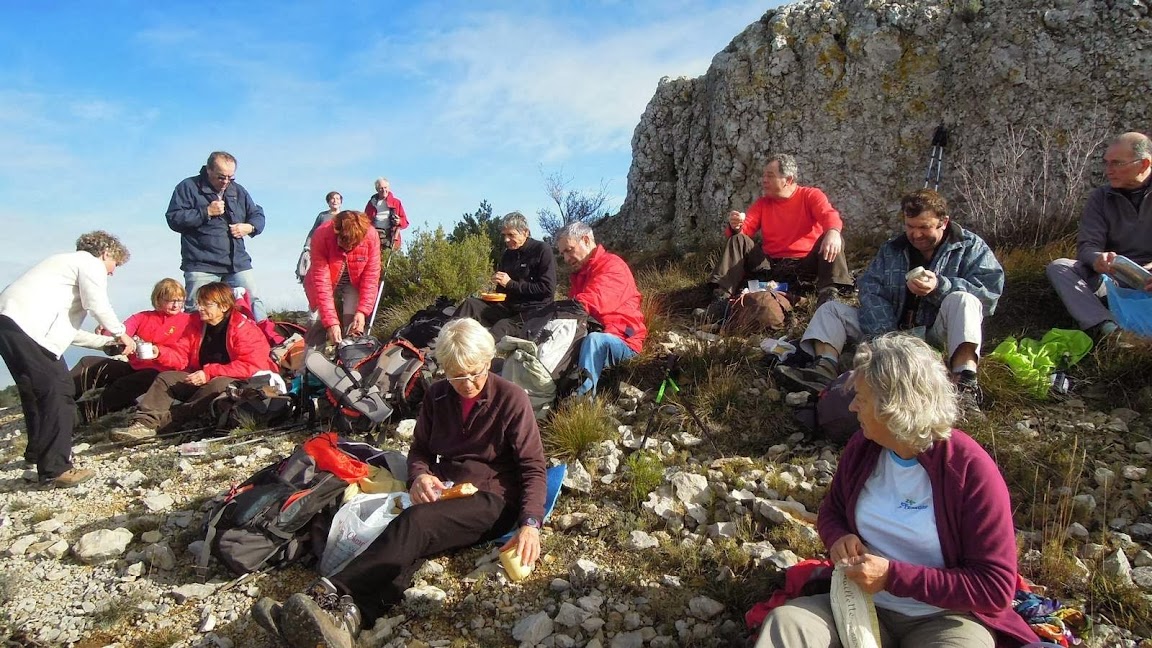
{"left": 302, "top": 432, "right": 370, "bottom": 482}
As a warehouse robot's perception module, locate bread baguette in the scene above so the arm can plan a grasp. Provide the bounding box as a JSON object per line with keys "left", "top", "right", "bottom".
{"left": 439, "top": 482, "right": 478, "bottom": 500}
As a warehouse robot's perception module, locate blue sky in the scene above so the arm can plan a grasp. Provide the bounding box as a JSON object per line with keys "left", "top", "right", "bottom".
{"left": 0, "top": 0, "right": 772, "bottom": 387}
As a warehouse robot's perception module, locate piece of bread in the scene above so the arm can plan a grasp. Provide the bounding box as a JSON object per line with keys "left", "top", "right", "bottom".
{"left": 480, "top": 292, "right": 507, "bottom": 302}
{"left": 500, "top": 547, "right": 534, "bottom": 582}
{"left": 439, "top": 482, "right": 478, "bottom": 500}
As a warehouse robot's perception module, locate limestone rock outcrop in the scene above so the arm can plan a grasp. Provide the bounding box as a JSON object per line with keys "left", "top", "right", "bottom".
{"left": 604, "top": 0, "right": 1151, "bottom": 252}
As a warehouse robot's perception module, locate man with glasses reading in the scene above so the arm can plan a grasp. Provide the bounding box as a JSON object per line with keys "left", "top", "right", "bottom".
{"left": 778, "top": 189, "right": 1003, "bottom": 417}
{"left": 1048, "top": 131, "right": 1152, "bottom": 339}
{"left": 166, "top": 151, "right": 268, "bottom": 321}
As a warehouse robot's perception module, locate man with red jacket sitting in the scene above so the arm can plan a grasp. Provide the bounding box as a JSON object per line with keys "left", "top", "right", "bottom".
{"left": 364, "top": 177, "right": 409, "bottom": 250}
{"left": 709, "top": 153, "right": 853, "bottom": 305}
{"left": 304, "top": 211, "right": 381, "bottom": 345}
{"left": 109, "top": 282, "right": 275, "bottom": 444}
{"left": 556, "top": 222, "right": 646, "bottom": 395}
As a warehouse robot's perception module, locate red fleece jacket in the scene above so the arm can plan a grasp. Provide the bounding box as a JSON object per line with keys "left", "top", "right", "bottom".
{"left": 728, "top": 186, "right": 843, "bottom": 258}
{"left": 364, "top": 192, "right": 409, "bottom": 249}
{"left": 304, "top": 221, "right": 382, "bottom": 328}
{"left": 123, "top": 310, "right": 195, "bottom": 371}
{"left": 569, "top": 245, "right": 647, "bottom": 353}
{"left": 158, "top": 311, "right": 275, "bottom": 380}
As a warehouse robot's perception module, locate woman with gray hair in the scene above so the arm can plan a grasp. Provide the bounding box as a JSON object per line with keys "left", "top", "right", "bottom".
{"left": 757, "top": 334, "right": 1037, "bottom": 647}
{"left": 252, "top": 318, "right": 547, "bottom": 648}
{"left": 454, "top": 211, "right": 556, "bottom": 340}
{"left": 0, "top": 231, "right": 136, "bottom": 488}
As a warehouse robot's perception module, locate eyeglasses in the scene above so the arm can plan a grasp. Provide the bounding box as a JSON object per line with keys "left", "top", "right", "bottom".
{"left": 164, "top": 300, "right": 185, "bottom": 306}
{"left": 212, "top": 172, "right": 235, "bottom": 182}
{"left": 1103, "top": 159, "right": 1144, "bottom": 170}
{"left": 195, "top": 302, "right": 221, "bottom": 311}
{"left": 446, "top": 370, "right": 488, "bottom": 385}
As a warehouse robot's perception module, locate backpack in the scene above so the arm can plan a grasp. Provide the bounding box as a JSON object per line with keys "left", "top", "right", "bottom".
{"left": 391, "top": 296, "right": 456, "bottom": 350}
{"left": 209, "top": 374, "right": 295, "bottom": 431}
{"left": 197, "top": 444, "right": 351, "bottom": 577}
{"left": 723, "top": 291, "right": 792, "bottom": 334}
{"left": 815, "top": 370, "right": 858, "bottom": 445}
{"left": 305, "top": 337, "right": 429, "bottom": 436}
{"left": 519, "top": 300, "right": 599, "bottom": 393}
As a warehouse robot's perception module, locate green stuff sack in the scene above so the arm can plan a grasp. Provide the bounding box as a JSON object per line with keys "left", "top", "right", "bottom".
{"left": 988, "top": 328, "right": 1092, "bottom": 399}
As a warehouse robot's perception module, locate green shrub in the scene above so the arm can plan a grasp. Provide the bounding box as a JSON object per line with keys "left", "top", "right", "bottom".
{"left": 380, "top": 227, "right": 492, "bottom": 309}
{"left": 623, "top": 451, "right": 664, "bottom": 507}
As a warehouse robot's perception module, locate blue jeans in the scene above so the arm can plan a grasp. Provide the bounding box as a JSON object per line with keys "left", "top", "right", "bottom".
{"left": 184, "top": 269, "right": 266, "bottom": 321}
{"left": 576, "top": 332, "right": 638, "bottom": 396}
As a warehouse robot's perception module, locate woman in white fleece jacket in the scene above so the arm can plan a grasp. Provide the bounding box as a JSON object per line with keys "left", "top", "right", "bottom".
{"left": 0, "top": 231, "right": 136, "bottom": 488}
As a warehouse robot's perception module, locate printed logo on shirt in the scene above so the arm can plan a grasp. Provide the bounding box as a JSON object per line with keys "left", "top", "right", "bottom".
{"left": 898, "top": 498, "right": 928, "bottom": 511}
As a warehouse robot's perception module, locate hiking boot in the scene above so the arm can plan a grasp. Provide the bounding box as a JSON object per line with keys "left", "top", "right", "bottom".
{"left": 279, "top": 590, "right": 360, "bottom": 648}
{"left": 300, "top": 577, "right": 362, "bottom": 637}
{"left": 41, "top": 467, "right": 95, "bottom": 489}
{"left": 776, "top": 360, "right": 837, "bottom": 395}
{"left": 109, "top": 422, "right": 157, "bottom": 446}
{"left": 251, "top": 597, "right": 285, "bottom": 641}
{"left": 956, "top": 371, "right": 986, "bottom": 423}
{"left": 816, "top": 287, "right": 839, "bottom": 307}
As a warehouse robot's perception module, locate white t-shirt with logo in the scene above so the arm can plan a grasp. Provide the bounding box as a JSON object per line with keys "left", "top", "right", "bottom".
{"left": 855, "top": 450, "right": 946, "bottom": 617}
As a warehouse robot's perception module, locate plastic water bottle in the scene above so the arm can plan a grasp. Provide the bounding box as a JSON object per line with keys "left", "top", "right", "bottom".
{"left": 1049, "top": 352, "right": 1072, "bottom": 396}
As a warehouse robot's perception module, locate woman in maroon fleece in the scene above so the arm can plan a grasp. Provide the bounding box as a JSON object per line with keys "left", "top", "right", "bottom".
{"left": 254, "top": 318, "right": 547, "bottom": 648}
{"left": 758, "top": 334, "right": 1038, "bottom": 647}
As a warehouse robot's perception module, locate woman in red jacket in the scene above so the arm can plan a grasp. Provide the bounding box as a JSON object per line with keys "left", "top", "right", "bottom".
{"left": 304, "top": 210, "right": 381, "bottom": 345}
{"left": 109, "top": 282, "right": 274, "bottom": 444}
{"left": 70, "top": 278, "right": 194, "bottom": 417}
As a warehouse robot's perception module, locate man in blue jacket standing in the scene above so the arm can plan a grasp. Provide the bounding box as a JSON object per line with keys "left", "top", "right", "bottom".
{"left": 166, "top": 151, "right": 268, "bottom": 320}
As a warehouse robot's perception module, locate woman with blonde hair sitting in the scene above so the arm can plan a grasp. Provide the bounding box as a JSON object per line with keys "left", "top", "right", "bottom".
{"left": 304, "top": 210, "right": 381, "bottom": 344}
{"left": 757, "top": 333, "right": 1038, "bottom": 647}
{"left": 71, "top": 278, "right": 194, "bottom": 418}
{"left": 251, "top": 318, "right": 547, "bottom": 648}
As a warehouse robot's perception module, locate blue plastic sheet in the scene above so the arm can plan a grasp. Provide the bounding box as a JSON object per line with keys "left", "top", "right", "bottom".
{"left": 1104, "top": 275, "right": 1152, "bottom": 337}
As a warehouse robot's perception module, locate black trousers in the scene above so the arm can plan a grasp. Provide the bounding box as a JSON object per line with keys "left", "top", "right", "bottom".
{"left": 331, "top": 491, "right": 516, "bottom": 623}
{"left": 133, "top": 371, "right": 235, "bottom": 432}
{"left": 0, "top": 315, "right": 75, "bottom": 479}
{"left": 70, "top": 356, "right": 160, "bottom": 418}
{"left": 453, "top": 298, "right": 525, "bottom": 341}
{"left": 710, "top": 231, "right": 853, "bottom": 296}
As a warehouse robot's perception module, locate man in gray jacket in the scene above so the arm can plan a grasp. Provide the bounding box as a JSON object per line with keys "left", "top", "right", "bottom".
{"left": 779, "top": 189, "right": 1003, "bottom": 413}
{"left": 1047, "top": 131, "right": 1152, "bottom": 338}
{"left": 166, "top": 151, "right": 268, "bottom": 320}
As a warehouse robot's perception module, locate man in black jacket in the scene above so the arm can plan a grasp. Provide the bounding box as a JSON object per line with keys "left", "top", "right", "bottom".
{"left": 454, "top": 211, "right": 556, "bottom": 341}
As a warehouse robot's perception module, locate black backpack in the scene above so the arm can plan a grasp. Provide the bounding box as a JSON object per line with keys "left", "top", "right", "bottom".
{"left": 197, "top": 445, "right": 349, "bottom": 577}
{"left": 519, "top": 300, "right": 600, "bottom": 394}
{"left": 209, "top": 376, "right": 295, "bottom": 431}
{"left": 391, "top": 296, "right": 456, "bottom": 350}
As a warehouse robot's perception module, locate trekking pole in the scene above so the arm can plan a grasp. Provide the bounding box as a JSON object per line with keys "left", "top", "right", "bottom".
{"left": 366, "top": 247, "right": 396, "bottom": 334}
{"left": 637, "top": 354, "right": 713, "bottom": 452}
{"left": 923, "top": 124, "right": 949, "bottom": 190}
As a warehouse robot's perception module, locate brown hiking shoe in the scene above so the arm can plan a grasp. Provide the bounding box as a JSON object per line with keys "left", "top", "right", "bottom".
{"left": 279, "top": 592, "right": 357, "bottom": 648}
{"left": 42, "top": 468, "right": 95, "bottom": 489}
{"left": 109, "top": 422, "right": 157, "bottom": 445}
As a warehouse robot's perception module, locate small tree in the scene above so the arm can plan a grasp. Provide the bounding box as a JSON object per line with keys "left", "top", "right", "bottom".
{"left": 379, "top": 227, "right": 492, "bottom": 308}
{"left": 536, "top": 168, "right": 612, "bottom": 241}
{"left": 449, "top": 200, "right": 503, "bottom": 265}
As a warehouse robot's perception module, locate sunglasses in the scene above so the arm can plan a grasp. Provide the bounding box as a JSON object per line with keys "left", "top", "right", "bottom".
{"left": 446, "top": 370, "right": 488, "bottom": 384}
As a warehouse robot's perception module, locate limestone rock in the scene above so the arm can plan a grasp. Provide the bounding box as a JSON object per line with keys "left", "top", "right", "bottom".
{"left": 512, "top": 611, "right": 554, "bottom": 644}
{"left": 73, "top": 528, "right": 133, "bottom": 564}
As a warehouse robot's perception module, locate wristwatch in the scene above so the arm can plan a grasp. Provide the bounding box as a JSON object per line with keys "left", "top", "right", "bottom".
{"left": 521, "top": 516, "right": 542, "bottom": 529}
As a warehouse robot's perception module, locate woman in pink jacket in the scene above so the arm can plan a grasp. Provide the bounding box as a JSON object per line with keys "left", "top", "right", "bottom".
{"left": 304, "top": 210, "right": 381, "bottom": 345}
{"left": 70, "top": 278, "right": 194, "bottom": 417}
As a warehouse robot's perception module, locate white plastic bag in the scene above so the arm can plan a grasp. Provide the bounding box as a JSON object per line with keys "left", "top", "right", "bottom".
{"left": 320, "top": 491, "right": 410, "bottom": 576}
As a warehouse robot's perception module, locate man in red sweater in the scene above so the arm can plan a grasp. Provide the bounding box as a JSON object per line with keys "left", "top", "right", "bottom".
{"left": 709, "top": 154, "right": 853, "bottom": 303}
{"left": 556, "top": 221, "right": 646, "bottom": 395}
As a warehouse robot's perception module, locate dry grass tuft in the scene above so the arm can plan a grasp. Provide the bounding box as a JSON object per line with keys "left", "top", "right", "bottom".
{"left": 543, "top": 397, "right": 617, "bottom": 462}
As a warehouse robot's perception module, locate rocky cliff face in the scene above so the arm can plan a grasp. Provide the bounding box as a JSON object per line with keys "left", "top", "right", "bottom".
{"left": 604, "top": 0, "right": 1152, "bottom": 253}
